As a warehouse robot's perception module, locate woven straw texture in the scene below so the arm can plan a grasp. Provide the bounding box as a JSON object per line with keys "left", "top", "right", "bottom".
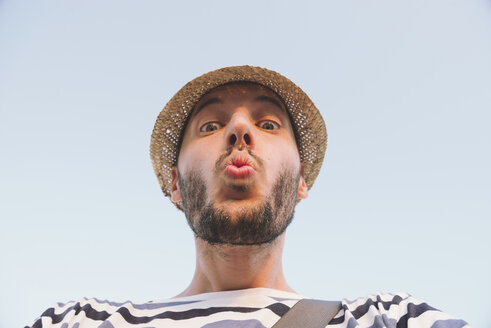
{"left": 150, "top": 65, "right": 327, "bottom": 211}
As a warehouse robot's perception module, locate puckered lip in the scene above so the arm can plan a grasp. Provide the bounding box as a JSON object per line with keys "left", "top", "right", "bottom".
{"left": 222, "top": 152, "right": 257, "bottom": 179}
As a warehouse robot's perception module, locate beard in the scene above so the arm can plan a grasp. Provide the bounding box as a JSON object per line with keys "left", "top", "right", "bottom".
{"left": 178, "top": 164, "right": 300, "bottom": 246}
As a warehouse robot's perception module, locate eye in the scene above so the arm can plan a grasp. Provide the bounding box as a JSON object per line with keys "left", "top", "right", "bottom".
{"left": 200, "top": 122, "right": 222, "bottom": 133}
{"left": 258, "top": 120, "right": 279, "bottom": 130}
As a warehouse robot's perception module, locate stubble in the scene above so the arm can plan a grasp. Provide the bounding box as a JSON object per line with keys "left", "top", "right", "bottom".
{"left": 178, "top": 157, "right": 300, "bottom": 246}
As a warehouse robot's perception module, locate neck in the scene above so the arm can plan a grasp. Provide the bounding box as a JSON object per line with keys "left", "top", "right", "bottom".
{"left": 176, "top": 233, "right": 294, "bottom": 297}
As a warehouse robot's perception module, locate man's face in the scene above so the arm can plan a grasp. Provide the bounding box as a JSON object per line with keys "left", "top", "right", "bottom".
{"left": 171, "top": 82, "right": 308, "bottom": 245}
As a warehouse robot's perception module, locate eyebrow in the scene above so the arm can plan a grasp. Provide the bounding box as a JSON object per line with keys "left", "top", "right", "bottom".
{"left": 193, "top": 97, "right": 223, "bottom": 117}
{"left": 253, "top": 95, "right": 285, "bottom": 112}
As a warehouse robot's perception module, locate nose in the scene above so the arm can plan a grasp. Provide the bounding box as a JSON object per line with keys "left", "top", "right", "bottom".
{"left": 225, "top": 110, "right": 255, "bottom": 150}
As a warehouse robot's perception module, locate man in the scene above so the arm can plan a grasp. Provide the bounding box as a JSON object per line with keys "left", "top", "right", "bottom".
{"left": 27, "top": 66, "right": 468, "bottom": 327}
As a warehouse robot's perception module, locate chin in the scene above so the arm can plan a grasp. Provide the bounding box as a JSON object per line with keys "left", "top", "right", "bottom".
{"left": 215, "top": 180, "right": 263, "bottom": 202}
{"left": 223, "top": 178, "right": 256, "bottom": 193}
{"left": 216, "top": 197, "right": 264, "bottom": 219}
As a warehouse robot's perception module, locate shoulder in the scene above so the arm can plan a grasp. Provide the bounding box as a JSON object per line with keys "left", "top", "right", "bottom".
{"left": 329, "top": 292, "right": 469, "bottom": 328}
{"left": 25, "top": 298, "right": 150, "bottom": 328}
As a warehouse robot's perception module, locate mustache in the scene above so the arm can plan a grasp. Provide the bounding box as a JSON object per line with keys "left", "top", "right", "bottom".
{"left": 214, "top": 146, "right": 264, "bottom": 172}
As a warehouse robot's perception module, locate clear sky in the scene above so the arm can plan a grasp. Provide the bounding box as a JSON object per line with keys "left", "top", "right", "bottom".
{"left": 1, "top": 1, "right": 490, "bottom": 327}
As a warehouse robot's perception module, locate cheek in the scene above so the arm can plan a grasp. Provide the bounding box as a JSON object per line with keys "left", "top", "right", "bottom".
{"left": 177, "top": 138, "right": 220, "bottom": 177}
{"left": 257, "top": 137, "right": 301, "bottom": 176}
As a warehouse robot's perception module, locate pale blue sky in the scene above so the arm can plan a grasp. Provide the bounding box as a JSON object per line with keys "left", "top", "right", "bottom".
{"left": 0, "top": 1, "right": 490, "bottom": 327}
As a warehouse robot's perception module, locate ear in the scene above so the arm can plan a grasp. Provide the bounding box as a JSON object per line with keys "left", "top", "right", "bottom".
{"left": 297, "top": 164, "right": 308, "bottom": 199}
{"left": 170, "top": 166, "right": 182, "bottom": 203}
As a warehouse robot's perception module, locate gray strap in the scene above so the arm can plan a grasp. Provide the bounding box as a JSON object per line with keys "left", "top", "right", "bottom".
{"left": 272, "top": 299, "right": 342, "bottom": 328}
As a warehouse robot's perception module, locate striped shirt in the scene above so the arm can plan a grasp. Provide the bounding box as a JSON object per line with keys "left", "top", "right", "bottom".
{"left": 26, "top": 288, "right": 469, "bottom": 328}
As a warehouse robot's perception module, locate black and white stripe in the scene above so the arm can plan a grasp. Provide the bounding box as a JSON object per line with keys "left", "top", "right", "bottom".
{"left": 26, "top": 289, "right": 469, "bottom": 328}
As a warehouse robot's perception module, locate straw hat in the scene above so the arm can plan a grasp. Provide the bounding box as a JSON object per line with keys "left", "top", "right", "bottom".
{"left": 150, "top": 65, "right": 327, "bottom": 210}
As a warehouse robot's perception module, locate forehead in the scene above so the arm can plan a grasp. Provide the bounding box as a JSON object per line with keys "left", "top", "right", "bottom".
{"left": 192, "top": 82, "right": 287, "bottom": 117}
{"left": 201, "top": 81, "right": 282, "bottom": 101}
